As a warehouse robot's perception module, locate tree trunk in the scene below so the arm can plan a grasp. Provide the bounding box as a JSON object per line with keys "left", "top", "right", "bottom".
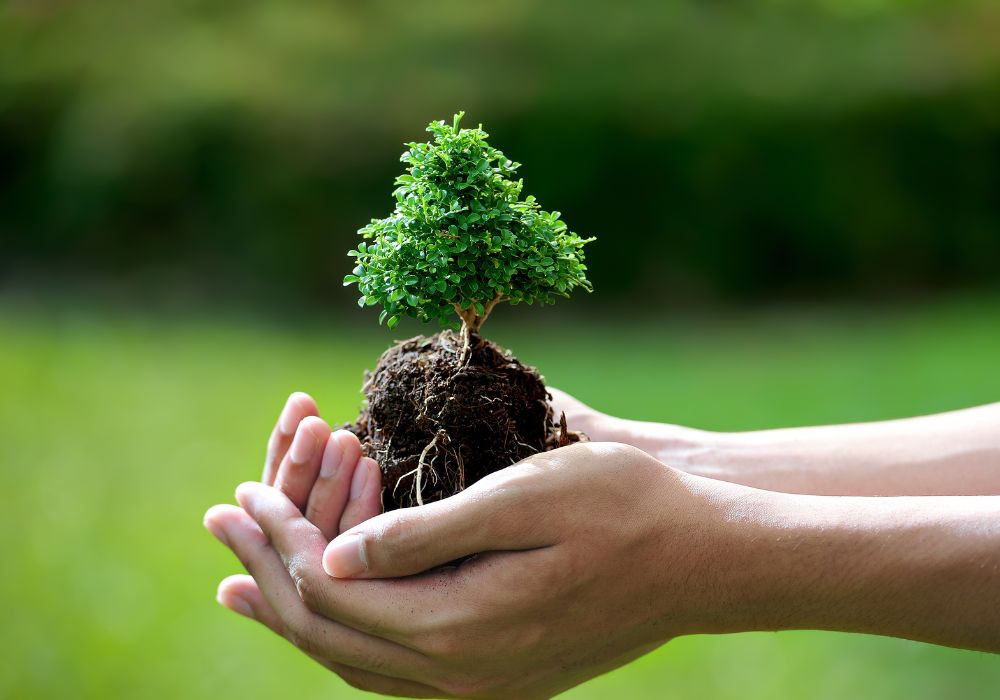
{"left": 454, "top": 294, "right": 504, "bottom": 361}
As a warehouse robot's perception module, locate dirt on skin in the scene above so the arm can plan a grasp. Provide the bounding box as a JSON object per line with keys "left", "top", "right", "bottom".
{"left": 348, "top": 330, "right": 584, "bottom": 511}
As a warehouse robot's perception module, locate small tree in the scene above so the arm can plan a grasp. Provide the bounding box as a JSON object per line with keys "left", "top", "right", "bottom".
{"left": 343, "top": 112, "right": 594, "bottom": 353}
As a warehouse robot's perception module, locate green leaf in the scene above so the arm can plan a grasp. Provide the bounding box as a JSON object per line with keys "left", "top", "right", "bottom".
{"left": 387, "top": 315, "right": 400, "bottom": 329}
{"left": 345, "top": 112, "right": 594, "bottom": 333}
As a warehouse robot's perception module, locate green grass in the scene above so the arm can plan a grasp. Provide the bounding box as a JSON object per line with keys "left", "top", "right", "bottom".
{"left": 2, "top": 295, "right": 999, "bottom": 699}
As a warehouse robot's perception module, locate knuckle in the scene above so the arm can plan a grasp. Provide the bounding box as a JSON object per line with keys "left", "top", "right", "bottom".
{"left": 421, "top": 628, "right": 460, "bottom": 659}
{"left": 298, "top": 415, "right": 328, "bottom": 435}
{"left": 283, "top": 625, "right": 305, "bottom": 650}
{"left": 283, "top": 619, "right": 319, "bottom": 656}
{"left": 288, "top": 556, "right": 323, "bottom": 609}
{"left": 292, "top": 570, "right": 313, "bottom": 605}
{"left": 416, "top": 612, "right": 472, "bottom": 659}
{"left": 352, "top": 650, "right": 395, "bottom": 677}
{"left": 374, "top": 512, "right": 424, "bottom": 560}
{"left": 304, "top": 502, "right": 327, "bottom": 524}
{"left": 336, "top": 667, "right": 375, "bottom": 693}
{"left": 611, "top": 442, "right": 663, "bottom": 483}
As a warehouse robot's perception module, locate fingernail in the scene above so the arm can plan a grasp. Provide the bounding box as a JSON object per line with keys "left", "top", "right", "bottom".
{"left": 289, "top": 426, "right": 316, "bottom": 464}
{"left": 323, "top": 533, "right": 368, "bottom": 578}
{"left": 320, "top": 433, "right": 344, "bottom": 478}
{"left": 279, "top": 394, "right": 300, "bottom": 435}
{"left": 218, "top": 592, "right": 254, "bottom": 619}
{"left": 350, "top": 457, "right": 375, "bottom": 499}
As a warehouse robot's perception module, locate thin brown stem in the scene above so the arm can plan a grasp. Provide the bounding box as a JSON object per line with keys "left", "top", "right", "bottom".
{"left": 453, "top": 294, "right": 505, "bottom": 362}
{"left": 453, "top": 293, "right": 505, "bottom": 333}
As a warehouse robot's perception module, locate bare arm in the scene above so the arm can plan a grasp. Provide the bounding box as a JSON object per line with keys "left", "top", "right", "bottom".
{"left": 553, "top": 389, "right": 1000, "bottom": 495}
{"left": 738, "top": 489, "right": 1000, "bottom": 652}
{"left": 207, "top": 443, "right": 1000, "bottom": 697}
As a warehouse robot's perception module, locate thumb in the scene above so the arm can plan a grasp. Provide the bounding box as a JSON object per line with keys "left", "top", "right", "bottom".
{"left": 321, "top": 477, "right": 547, "bottom": 578}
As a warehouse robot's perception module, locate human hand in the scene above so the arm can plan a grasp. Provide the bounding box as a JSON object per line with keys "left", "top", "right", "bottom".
{"left": 260, "top": 391, "right": 382, "bottom": 537}
{"left": 545, "top": 386, "right": 614, "bottom": 439}
{"left": 206, "top": 441, "right": 775, "bottom": 698}
{"left": 212, "top": 391, "right": 385, "bottom": 655}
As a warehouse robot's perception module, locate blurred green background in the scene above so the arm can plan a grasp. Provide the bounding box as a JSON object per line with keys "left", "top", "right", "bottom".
{"left": 2, "top": 0, "right": 999, "bottom": 698}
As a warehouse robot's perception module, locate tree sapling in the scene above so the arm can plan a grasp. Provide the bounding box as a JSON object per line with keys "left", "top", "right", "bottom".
{"left": 344, "top": 112, "right": 594, "bottom": 510}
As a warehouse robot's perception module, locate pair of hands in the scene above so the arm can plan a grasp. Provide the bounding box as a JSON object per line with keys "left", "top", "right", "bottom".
{"left": 204, "top": 391, "right": 750, "bottom": 698}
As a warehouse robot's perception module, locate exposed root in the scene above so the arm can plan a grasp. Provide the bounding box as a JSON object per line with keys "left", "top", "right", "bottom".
{"left": 416, "top": 430, "right": 446, "bottom": 506}
{"left": 454, "top": 449, "right": 466, "bottom": 491}
{"left": 348, "top": 331, "right": 585, "bottom": 511}
{"left": 456, "top": 323, "right": 468, "bottom": 364}
{"left": 392, "top": 430, "right": 450, "bottom": 506}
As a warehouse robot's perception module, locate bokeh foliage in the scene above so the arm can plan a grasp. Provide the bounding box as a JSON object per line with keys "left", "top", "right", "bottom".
{"left": 2, "top": 0, "right": 999, "bottom": 302}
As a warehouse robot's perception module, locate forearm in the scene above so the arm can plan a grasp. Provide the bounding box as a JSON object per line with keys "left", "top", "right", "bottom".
{"left": 605, "top": 403, "right": 1000, "bottom": 496}
{"left": 729, "top": 490, "right": 1000, "bottom": 653}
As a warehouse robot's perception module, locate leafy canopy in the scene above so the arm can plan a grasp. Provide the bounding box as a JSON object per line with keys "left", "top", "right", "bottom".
{"left": 344, "top": 112, "right": 594, "bottom": 332}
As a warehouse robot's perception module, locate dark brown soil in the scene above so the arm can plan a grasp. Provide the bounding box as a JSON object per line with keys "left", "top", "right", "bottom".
{"left": 348, "top": 330, "right": 583, "bottom": 511}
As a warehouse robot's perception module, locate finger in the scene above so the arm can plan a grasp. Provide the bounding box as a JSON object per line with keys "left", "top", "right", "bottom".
{"left": 215, "top": 579, "right": 442, "bottom": 698}
{"left": 323, "top": 464, "right": 552, "bottom": 579}
{"left": 320, "top": 660, "right": 443, "bottom": 698}
{"left": 274, "top": 416, "right": 331, "bottom": 511}
{"left": 204, "top": 503, "right": 429, "bottom": 678}
{"left": 217, "top": 574, "right": 284, "bottom": 634}
{"left": 263, "top": 392, "right": 319, "bottom": 485}
{"left": 339, "top": 457, "right": 383, "bottom": 534}
{"left": 305, "top": 430, "right": 365, "bottom": 540}
{"left": 235, "top": 482, "right": 466, "bottom": 639}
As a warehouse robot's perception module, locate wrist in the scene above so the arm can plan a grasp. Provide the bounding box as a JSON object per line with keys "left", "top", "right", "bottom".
{"left": 714, "top": 491, "right": 1000, "bottom": 648}
{"left": 607, "top": 416, "right": 724, "bottom": 469}
{"left": 660, "top": 479, "right": 923, "bottom": 637}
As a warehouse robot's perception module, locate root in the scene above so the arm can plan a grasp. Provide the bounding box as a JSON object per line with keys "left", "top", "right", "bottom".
{"left": 393, "top": 430, "right": 448, "bottom": 506}
{"left": 459, "top": 323, "right": 471, "bottom": 365}
{"left": 454, "top": 449, "right": 466, "bottom": 491}
{"left": 453, "top": 293, "right": 504, "bottom": 366}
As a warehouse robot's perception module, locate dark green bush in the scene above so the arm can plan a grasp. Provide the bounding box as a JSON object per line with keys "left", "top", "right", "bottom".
{"left": 2, "top": 1, "right": 999, "bottom": 303}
